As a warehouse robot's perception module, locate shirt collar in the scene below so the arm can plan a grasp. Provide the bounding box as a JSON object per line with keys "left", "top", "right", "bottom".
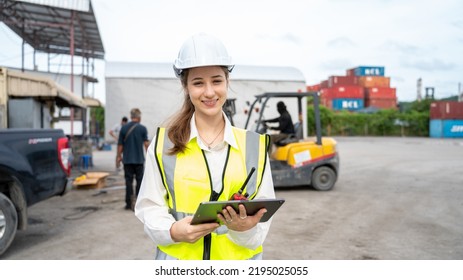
{"left": 189, "top": 112, "right": 238, "bottom": 150}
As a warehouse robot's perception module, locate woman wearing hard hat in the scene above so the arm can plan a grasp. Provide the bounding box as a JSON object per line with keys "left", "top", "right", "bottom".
{"left": 134, "top": 33, "right": 276, "bottom": 260}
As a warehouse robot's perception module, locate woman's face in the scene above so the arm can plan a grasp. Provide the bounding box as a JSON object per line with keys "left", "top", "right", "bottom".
{"left": 186, "top": 66, "right": 228, "bottom": 119}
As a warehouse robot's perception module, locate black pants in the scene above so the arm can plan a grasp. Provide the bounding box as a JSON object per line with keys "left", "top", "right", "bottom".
{"left": 124, "top": 164, "right": 144, "bottom": 208}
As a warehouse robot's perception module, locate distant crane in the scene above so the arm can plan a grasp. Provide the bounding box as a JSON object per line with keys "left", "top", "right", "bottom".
{"left": 425, "top": 87, "right": 435, "bottom": 100}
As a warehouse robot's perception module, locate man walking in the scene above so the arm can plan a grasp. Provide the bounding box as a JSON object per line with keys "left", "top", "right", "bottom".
{"left": 116, "top": 108, "right": 149, "bottom": 210}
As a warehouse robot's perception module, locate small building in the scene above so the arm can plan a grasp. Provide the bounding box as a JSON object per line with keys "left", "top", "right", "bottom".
{"left": 0, "top": 67, "right": 87, "bottom": 130}
{"left": 105, "top": 62, "right": 308, "bottom": 141}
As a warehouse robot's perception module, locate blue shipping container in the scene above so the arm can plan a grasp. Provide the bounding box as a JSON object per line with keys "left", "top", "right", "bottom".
{"left": 429, "top": 119, "right": 463, "bottom": 138}
{"left": 354, "top": 66, "right": 385, "bottom": 76}
{"left": 443, "top": 120, "right": 463, "bottom": 138}
{"left": 429, "top": 119, "right": 443, "bottom": 138}
{"left": 332, "top": 98, "right": 364, "bottom": 111}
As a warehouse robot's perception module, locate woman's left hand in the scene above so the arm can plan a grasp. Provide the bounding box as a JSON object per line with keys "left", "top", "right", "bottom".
{"left": 218, "top": 204, "right": 267, "bottom": 231}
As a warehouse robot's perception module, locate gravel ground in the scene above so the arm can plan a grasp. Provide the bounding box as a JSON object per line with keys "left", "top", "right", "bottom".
{"left": 2, "top": 137, "right": 463, "bottom": 260}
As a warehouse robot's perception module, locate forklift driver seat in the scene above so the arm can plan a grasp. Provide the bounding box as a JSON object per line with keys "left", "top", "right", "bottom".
{"left": 275, "top": 122, "right": 302, "bottom": 146}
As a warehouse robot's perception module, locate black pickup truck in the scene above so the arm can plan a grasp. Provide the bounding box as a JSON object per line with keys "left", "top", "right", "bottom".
{"left": 0, "top": 128, "right": 72, "bottom": 256}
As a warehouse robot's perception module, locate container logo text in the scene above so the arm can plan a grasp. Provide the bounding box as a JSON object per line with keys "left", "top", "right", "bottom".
{"left": 450, "top": 125, "right": 463, "bottom": 133}
{"left": 342, "top": 100, "right": 359, "bottom": 108}
{"left": 364, "top": 68, "right": 382, "bottom": 75}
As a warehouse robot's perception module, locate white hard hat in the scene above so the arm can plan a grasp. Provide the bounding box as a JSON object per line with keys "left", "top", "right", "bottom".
{"left": 173, "top": 33, "right": 234, "bottom": 77}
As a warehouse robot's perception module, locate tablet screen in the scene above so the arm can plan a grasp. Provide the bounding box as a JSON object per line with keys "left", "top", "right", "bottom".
{"left": 190, "top": 198, "right": 285, "bottom": 225}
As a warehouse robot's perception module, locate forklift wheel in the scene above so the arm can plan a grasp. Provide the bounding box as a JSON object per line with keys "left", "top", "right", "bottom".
{"left": 311, "top": 166, "right": 336, "bottom": 191}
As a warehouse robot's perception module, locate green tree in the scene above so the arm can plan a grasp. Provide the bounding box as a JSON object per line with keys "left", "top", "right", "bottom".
{"left": 90, "top": 107, "right": 105, "bottom": 137}
{"left": 409, "top": 99, "right": 433, "bottom": 113}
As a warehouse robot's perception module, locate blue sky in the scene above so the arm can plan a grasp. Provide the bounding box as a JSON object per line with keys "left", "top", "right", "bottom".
{"left": 1, "top": 0, "right": 462, "bottom": 103}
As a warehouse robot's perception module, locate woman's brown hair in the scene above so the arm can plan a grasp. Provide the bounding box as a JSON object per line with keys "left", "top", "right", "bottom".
{"left": 166, "top": 66, "right": 229, "bottom": 155}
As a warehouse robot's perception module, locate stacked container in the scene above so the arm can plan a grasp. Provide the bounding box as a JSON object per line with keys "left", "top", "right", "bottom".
{"left": 347, "top": 66, "right": 397, "bottom": 110}
{"left": 310, "top": 65, "right": 397, "bottom": 111}
{"left": 314, "top": 72, "right": 365, "bottom": 111}
{"left": 346, "top": 66, "right": 385, "bottom": 76}
{"left": 429, "top": 101, "right": 463, "bottom": 138}
{"left": 320, "top": 85, "right": 364, "bottom": 111}
{"left": 306, "top": 84, "right": 320, "bottom": 92}
{"left": 364, "top": 87, "right": 397, "bottom": 108}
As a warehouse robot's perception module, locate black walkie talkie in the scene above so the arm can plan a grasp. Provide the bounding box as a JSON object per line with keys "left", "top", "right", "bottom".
{"left": 230, "top": 167, "right": 256, "bottom": 200}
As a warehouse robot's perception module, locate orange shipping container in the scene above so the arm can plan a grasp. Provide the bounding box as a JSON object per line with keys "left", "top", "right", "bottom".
{"left": 365, "top": 87, "right": 396, "bottom": 99}
{"left": 365, "top": 98, "right": 397, "bottom": 109}
{"left": 358, "top": 76, "right": 390, "bottom": 88}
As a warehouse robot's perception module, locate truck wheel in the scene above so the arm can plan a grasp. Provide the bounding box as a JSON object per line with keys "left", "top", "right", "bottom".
{"left": 0, "top": 193, "right": 18, "bottom": 256}
{"left": 311, "top": 166, "right": 336, "bottom": 191}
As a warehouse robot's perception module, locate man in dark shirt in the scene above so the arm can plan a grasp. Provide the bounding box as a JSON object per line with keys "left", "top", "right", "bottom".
{"left": 117, "top": 108, "right": 150, "bottom": 210}
{"left": 263, "top": 101, "right": 295, "bottom": 150}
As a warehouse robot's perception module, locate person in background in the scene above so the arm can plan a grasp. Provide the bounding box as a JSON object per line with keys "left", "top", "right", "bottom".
{"left": 109, "top": 116, "right": 128, "bottom": 142}
{"left": 263, "top": 101, "right": 295, "bottom": 147}
{"left": 134, "top": 33, "right": 276, "bottom": 260}
{"left": 110, "top": 116, "right": 128, "bottom": 172}
{"left": 116, "top": 109, "right": 149, "bottom": 210}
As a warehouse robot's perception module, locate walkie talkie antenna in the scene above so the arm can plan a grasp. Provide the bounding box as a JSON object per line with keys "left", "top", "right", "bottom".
{"left": 230, "top": 167, "right": 256, "bottom": 200}
{"left": 239, "top": 167, "right": 256, "bottom": 193}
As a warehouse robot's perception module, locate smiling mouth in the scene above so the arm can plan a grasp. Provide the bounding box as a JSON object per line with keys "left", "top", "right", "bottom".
{"left": 202, "top": 99, "right": 219, "bottom": 106}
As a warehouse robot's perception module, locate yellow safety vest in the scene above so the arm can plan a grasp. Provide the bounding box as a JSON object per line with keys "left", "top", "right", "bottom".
{"left": 154, "top": 126, "right": 269, "bottom": 260}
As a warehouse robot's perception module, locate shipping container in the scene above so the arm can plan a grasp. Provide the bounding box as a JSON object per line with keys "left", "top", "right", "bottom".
{"left": 346, "top": 68, "right": 355, "bottom": 76}
{"left": 429, "top": 119, "right": 463, "bottom": 138}
{"left": 429, "top": 119, "right": 443, "bottom": 138}
{"left": 328, "top": 75, "right": 359, "bottom": 87}
{"left": 306, "top": 84, "right": 320, "bottom": 92}
{"left": 332, "top": 98, "right": 364, "bottom": 111}
{"left": 321, "top": 86, "right": 364, "bottom": 99}
{"left": 346, "top": 66, "right": 385, "bottom": 76}
{"left": 358, "top": 76, "right": 390, "bottom": 88}
{"left": 365, "top": 87, "right": 397, "bottom": 99}
{"left": 365, "top": 98, "right": 397, "bottom": 109}
{"left": 320, "top": 96, "right": 332, "bottom": 108}
{"left": 320, "top": 80, "right": 329, "bottom": 89}
{"left": 430, "top": 101, "right": 463, "bottom": 120}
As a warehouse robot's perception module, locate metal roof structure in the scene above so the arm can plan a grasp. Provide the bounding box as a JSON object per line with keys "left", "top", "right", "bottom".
{"left": 3, "top": 66, "right": 87, "bottom": 108}
{"left": 0, "top": 0, "right": 104, "bottom": 59}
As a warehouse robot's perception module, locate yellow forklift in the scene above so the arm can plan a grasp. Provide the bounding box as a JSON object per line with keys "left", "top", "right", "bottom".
{"left": 243, "top": 92, "right": 339, "bottom": 191}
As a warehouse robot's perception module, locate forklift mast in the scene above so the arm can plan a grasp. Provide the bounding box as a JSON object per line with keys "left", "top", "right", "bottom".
{"left": 244, "top": 92, "right": 322, "bottom": 145}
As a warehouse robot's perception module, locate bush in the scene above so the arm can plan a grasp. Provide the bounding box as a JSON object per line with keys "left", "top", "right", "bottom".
{"left": 306, "top": 101, "right": 430, "bottom": 137}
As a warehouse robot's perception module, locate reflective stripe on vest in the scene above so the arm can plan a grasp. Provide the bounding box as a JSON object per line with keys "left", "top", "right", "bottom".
{"left": 153, "top": 126, "right": 269, "bottom": 260}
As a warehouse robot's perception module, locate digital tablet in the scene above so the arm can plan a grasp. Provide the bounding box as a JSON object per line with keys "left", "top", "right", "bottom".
{"left": 190, "top": 198, "right": 285, "bottom": 225}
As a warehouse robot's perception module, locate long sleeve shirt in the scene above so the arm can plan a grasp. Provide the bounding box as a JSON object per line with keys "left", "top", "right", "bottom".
{"left": 134, "top": 112, "right": 275, "bottom": 251}
{"left": 265, "top": 111, "right": 295, "bottom": 134}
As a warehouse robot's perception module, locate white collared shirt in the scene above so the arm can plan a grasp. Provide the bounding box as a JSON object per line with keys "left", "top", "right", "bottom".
{"left": 135, "top": 112, "right": 275, "bottom": 251}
